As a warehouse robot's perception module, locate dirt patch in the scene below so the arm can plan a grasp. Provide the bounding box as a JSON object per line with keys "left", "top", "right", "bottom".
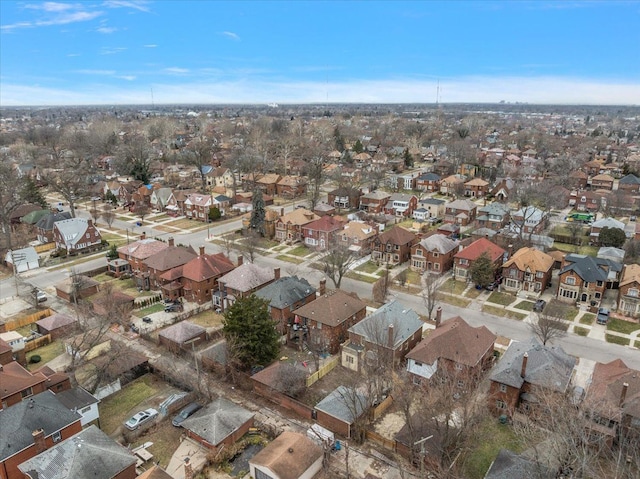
{"left": 130, "top": 420, "right": 184, "bottom": 468}
{"left": 373, "top": 410, "right": 406, "bottom": 440}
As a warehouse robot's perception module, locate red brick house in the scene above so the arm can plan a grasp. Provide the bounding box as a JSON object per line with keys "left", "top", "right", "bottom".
{"left": 0, "top": 338, "right": 13, "bottom": 366}
{"left": 254, "top": 173, "right": 282, "bottom": 196}
{"left": 415, "top": 172, "right": 441, "bottom": 192}
{"left": 359, "top": 190, "right": 391, "bottom": 214}
{"left": 453, "top": 238, "right": 506, "bottom": 282}
{"left": 571, "top": 190, "right": 603, "bottom": 212}
{"left": 464, "top": 178, "right": 490, "bottom": 198}
{"left": 618, "top": 174, "right": 640, "bottom": 194}
{"left": 255, "top": 276, "right": 317, "bottom": 336}
{"left": 52, "top": 218, "right": 102, "bottom": 254}
{"left": 618, "top": 264, "right": 640, "bottom": 318}
{"left": 371, "top": 226, "right": 418, "bottom": 265}
{"left": 158, "top": 321, "right": 207, "bottom": 353}
{"left": 275, "top": 209, "right": 320, "bottom": 243}
{"left": 582, "top": 159, "right": 604, "bottom": 176}
{"left": 184, "top": 194, "right": 213, "bottom": 222}
{"left": 328, "top": 186, "right": 363, "bottom": 210}
{"left": 556, "top": 253, "right": 621, "bottom": 305}
{"left": 501, "top": 247, "right": 554, "bottom": 294}
{"left": 0, "top": 361, "right": 69, "bottom": 410}
{"left": 488, "top": 338, "right": 575, "bottom": 417}
{"left": 439, "top": 175, "right": 465, "bottom": 196}
{"left": 410, "top": 234, "right": 460, "bottom": 274}
{"left": 568, "top": 170, "right": 589, "bottom": 190}
{"left": 383, "top": 193, "right": 418, "bottom": 217}
{"left": 276, "top": 175, "right": 307, "bottom": 198}
{"left": 117, "top": 234, "right": 169, "bottom": 273}
{"left": 291, "top": 289, "right": 366, "bottom": 354}
{"left": 444, "top": 199, "right": 477, "bottom": 226}
{"left": 302, "top": 215, "right": 347, "bottom": 251}
{"left": 314, "top": 386, "right": 368, "bottom": 438}
{"left": 143, "top": 239, "right": 197, "bottom": 290}
{"left": 35, "top": 212, "right": 72, "bottom": 244}
{"left": 590, "top": 173, "right": 615, "bottom": 190}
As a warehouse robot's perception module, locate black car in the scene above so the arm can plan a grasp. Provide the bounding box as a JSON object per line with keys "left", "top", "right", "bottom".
{"left": 172, "top": 403, "right": 202, "bottom": 427}
{"left": 533, "top": 299, "right": 547, "bottom": 312}
{"left": 165, "top": 303, "right": 183, "bottom": 313}
{"left": 596, "top": 308, "right": 610, "bottom": 325}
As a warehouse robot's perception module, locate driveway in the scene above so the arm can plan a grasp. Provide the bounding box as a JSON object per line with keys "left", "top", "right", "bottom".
{"left": 166, "top": 437, "right": 209, "bottom": 479}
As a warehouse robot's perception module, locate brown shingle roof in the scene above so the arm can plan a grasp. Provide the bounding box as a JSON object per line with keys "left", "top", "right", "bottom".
{"left": 588, "top": 359, "right": 640, "bottom": 421}
{"left": 144, "top": 246, "right": 197, "bottom": 272}
{"left": 158, "top": 321, "right": 205, "bottom": 344}
{"left": 218, "top": 263, "right": 275, "bottom": 293}
{"left": 502, "top": 247, "right": 554, "bottom": 273}
{"left": 279, "top": 209, "right": 320, "bottom": 226}
{"left": 292, "top": 289, "right": 365, "bottom": 327}
{"left": 454, "top": 238, "right": 505, "bottom": 262}
{"left": 117, "top": 238, "right": 169, "bottom": 260}
{"left": 376, "top": 226, "right": 417, "bottom": 246}
{"left": 181, "top": 253, "right": 235, "bottom": 282}
{"left": 620, "top": 264, "right": 640, "bottom": 288}
{"left": 249, "top": 431, "right": 322, "bottom": 479}
{"left": 0, "top": 362, "right": 47, "bottom": 400}
{"left": 35, "top": 313, "right": 76, "bottom": 331}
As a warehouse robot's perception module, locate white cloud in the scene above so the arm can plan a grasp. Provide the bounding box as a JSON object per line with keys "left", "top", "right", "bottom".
{"left": 75, "top": 69, "right": 116, "bottom": 75}
{"left": 100, "top": 46, "right": 127, "bottom": 55}
{"left": 221, "top": 31, "right": 240, "bottom": 41}
{"left": 143, "top": 44, "right": 157, "bottom": 48}
{"left": 67, "top": 53, "right": 81, "bottom": 57}
{"left": 25, "top": 2, "right": 80, "bottom": 12}
{"left": 96, "top": 26, "right": 118, "bottom": 34}
{"left": 115, "top": 75, "right": 136, "bottom": 81}
{"left": 1, "top": 8, "right": 103, "bottom": 31}
{"left": 103, "top": 1, "right": 151, "bottom": 13}
{"left": 164, "top": 67, "right": 190, "bottom": 75}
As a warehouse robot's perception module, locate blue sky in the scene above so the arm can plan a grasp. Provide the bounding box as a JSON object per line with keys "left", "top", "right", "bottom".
{"left": 1, "top": 1, "right": 639, "bottom": 105}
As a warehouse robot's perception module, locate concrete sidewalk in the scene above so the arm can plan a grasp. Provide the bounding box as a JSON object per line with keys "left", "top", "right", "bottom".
{"left": 165, "top": 437, "right": 209, "bottom": 479}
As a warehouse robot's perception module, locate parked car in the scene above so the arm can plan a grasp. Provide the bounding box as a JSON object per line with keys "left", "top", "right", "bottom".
{"left": 129, "top": 323, "right": 139, "bottom": 333}
{"left": 165, "top": 303, "right": 183, "bottom": 313}
{"left": 533, "top": 299, "right": 547, "bottom": 312}
{"left": 124, "top": 408, "right": 158, "bottom": 430}
{"left": 36, "top": 290, "right": 47, "bottom": 303}
{"left": 142, "top": 316, "right": 152, "bottom": 323}
{"left": 172, "top": 403, "right": 202, "bottom": 427}
{"left": 596, "top": 308, "right": 610, "bottom": 325}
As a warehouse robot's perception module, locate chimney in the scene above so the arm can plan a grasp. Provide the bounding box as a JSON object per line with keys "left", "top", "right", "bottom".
{"left": 184, "top": 457, "right": 194, "bottom": 479}
{"left": 521, "top": 352, "right": 529, "bottom": 378}
{"left": 168, "top": 237, "right": 174, "bottom": 247}
{"left": 435, "top": 306, "right": 442, "bottom": 328}
{"left": 281, "top": 207, "right": 285, "bottom": 216}
{"left": 32, "top": 429, "right": 46, "bottom": 454}
{"left": 199, "top": 245, "right": 205, "bottom": 256}
{"left": 274, "top": 267, "right": 280, "bottom": 280}
{"left": 387, "top": 324, "right": 395, "bottom": 348}
{"left": 319, "top": 278, "right": 326, "bottom": 296}
{"left": 87, "top": 219, "right": 93, "bottom": 227}
{"left": 237, "top": 255, "right": 243, "bottom": 266}
{"left": 508, "top": 244, "right": 513, "bottom": 258}
{"left": 620, "top": 382, "right": 629, "bottom": 407}
{"left": 140, "top": 232, "right": 146, "bottom": 240}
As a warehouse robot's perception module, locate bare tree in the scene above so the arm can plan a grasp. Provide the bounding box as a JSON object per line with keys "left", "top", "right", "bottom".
{"left": 101, "top": 206, "right": 116, "bottom": 229}
{"left": 529, "top": 302, "right": 568, "bottom": 346}
{"left": 0, "top": 162, "right": 23, "bottom": 252}
{"left": 136, "top": 203, "right": 151, "bottom": 225}
{"left": 118, "top": 134, "right": 153, "bottom": 183}
{"left": 321, "top": 244, "right": 357, "bottom": 288}
{"left": 239, "top": 230, "right": 261, "bottom": 263}
{"left": 274, "top": 362, "right": 307, "bottom": 398}
{"left": 305, "top": 156, "right": 324, "bottom": 211}
{"left": 372, "top": 266, "right": 390, "bottom": 303}
{"left": 334, "top": 382, "right": 372, "bottom": 444}
{"left": 421, "top": 273, "right": 442, "bottom": 320}
{"left": 183, "top": 135, "right": 216, "bottom": 193}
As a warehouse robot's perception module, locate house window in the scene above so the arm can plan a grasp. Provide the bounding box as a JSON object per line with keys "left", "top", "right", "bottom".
{"left": 86, "top": 233, "right": 90, "bottom": 239}
{"left": 597, "top": 281, "right": 604, "bottom": 287}
{"left": 395, "top": 244, "right": 400, "bottom": 250}
{"left": 51, "top": 430, "right": 62, "bottom": 442}
{"left": 565, "top": 277, "right": 576, "bottom": 286}
{"left": 496, "top": 400, "right": 506, "bottom": 410}
{"left": 595, "top": 292, "right": 601, "bottom": 299}
{"left": 346, "top": 355, "right": 354, "bottom": 364}
{"left": 434, "top": 263, "right": 440, "bottom": 270}
{"left": 560, "top": 288, "right": 578, "bottom": 299}
{"left": 629, "top": 288, "right": 639, "bottom": 298}
{"left": 499, "top": 383, "right": 507, "bottom": 393}
{"left": 414, "top": 361, "right": 422, "bottom": 367}
{"left": 21, "top": 387, "right": 33, "bottom": 398}
{"left": 316, "top": 323, "right": 322, "bottom": 329}
{"left": 415, "top": 249, "right": 422, "bottom": 257}
{"left": 433, "top": 252, "right": 439, "bottom": 258}
{"left": 584, "top": 282, "right": 589, "bottom": 288}
{"left": 459, "top": 258, "right": 468, "bottom": 266}
{"left": 457, "top": 380, "right": 465, "bottom": 389}
{"left": 80, "top": 406, "right": 92, "bottom": 414}
{"left": 255, "top": 469, "right": 275, "bottom": 479}
{"left": 536, "top": 271, "right": 544, "bottom": 278}
{"left": 455, "top": 363, "right": 463, "bottom": 370}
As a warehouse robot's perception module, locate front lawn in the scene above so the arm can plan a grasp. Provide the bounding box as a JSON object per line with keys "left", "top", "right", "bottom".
{"left": 486, "top": 292, "right": 515, "bottom": 306}
{"left": 463, "top": 418, "right": 524, "bottom": 479}
{"left": 513, "top": 301, "right": 534, "bottom": 311}
{"left": 133, "top": 303, "right": 165, "bottom": 317}
{"left": 355, "top": 261, "right": 380, "bottom": 274}
{"left": 439, "top": 278, "right": 467, "bottom": 295}
{"left": 605, "top": 334, "right": 630, "bottom": 346}
{"left": 287, "top": 245, "right": 311, "bottom": 257}
{"left": 482, "top": 305, "right": 527, "bottom": 320}
{"left": 345, "top": 271, "right": 379, "bottom": 283}
{"left": 439, "top": 296, "right": 471, "bottom": 308}
{"left": 26, "top": 341, "right": 64, "bottom": 369}
{"left": 580, "top": 313, "right": 596, "bottom": 325}
{"left": 607, "top": 318, "right": 640, "bottom": 335}
{"left": 574, "top": 326, "right": 590, "bottom": 336}
{"left": 275, "top": 255, "right": 304, "bottom": 264}
{"left": 465, "top": 287, "right": 483, "bottom": 299}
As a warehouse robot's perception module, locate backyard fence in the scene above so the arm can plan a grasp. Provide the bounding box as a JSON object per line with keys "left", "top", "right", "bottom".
{"left": 25, "top": 334, "right": 51, "bottom": 352}
{"left": 306, "top": 356, "right": 340, "bottom": 387}
{"left": 371, "top": 395, "right": 394, "bottom": 420}
{"left": 365, "top": 430, "right": 396, "bottom": 451}
{"left": 5, "top": 308, "right": 52, "bottom": 331}
{"left": 34, "top": 242, "right": 56, "bottom": 253}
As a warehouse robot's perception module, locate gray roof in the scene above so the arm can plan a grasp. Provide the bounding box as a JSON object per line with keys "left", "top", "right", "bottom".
{"left": 478, "top": 202, "right": 510, "bottom": 216}
{"left": 158, "top": 321, "right": 205, "bottom": 344}
{"left": 35, "top": 212, "right": 72, "bottom": 231}
{"left": 417, "top": 172, "right": 440, "bottom": 181}
{"left": 418, "top": 234, "right": 459, "bottom": 254}
{"left": 54, "top": 218, "right": 94, "bottom": 247}
{"left": 55, "top": 386, "right": 99, "bottom": 411}
{"left": 17, "top": 425, "right": 136, "bottom": 479}
{"left": 418, "top": 197, "right": 445, "bottom": 206}
{"left": 218, "top": 263, "right": 275, "bottom": 293}
{"left": 36, "top": 313, "right": 76, "bottom": 331}
{"left": 388, "top": 193, "right": 416, "bottom": 202}
{"left": 315, "top": 386, "right": 368, "bottom": 424}
{"left": 591, "top": 217, "right": 624, "bottom": 230}
{"left": 484, "top": 449, "right": 554, "bottom": 479}
{"left": 619, "top": 173, "right": 640, "bottom": 185}
{"left": 362, "top": 190, "right": 391, "bottom": 200}
{"left": 6, "top": 246, "right": 38, "bottom": 266}
{"left": 597, "top": 246, "right": 625, "bottom": 263}
{"left": 254, "top": 276, "right": 315, "bottom": 310}
{"left": 0, "top": 390, "right": 81, "bottom": 461}
{"left": 446, "top": 199, "right": 477, "bottom": 211}
{"left": 348, "top": 300, "right": 423, "bottom": 349}
{"left": 561, "top": 254, "right": 622, "bottom": 282}
{"left": 181, "top": 397, "right": 254, "bottom": 446}
{"left": 490, "top": 338, "right": 575, "bottom": 392}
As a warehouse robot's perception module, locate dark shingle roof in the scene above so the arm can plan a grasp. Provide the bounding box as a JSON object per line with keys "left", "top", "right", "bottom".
{"left": 314, "top": 386, "right": 367, "bottom": 424}
{"left": 254, "top": 276, "right": 315, "bottom": 310}
{"left": 484, "top": 449, "right": 554, "bottom": 479}
{"left": 35, "top": 212, "right": 72, "bottom": 231}
{"left": 181, "top": 398, "right": 254, "bottom": 446}
{"left": 561, "top": 254, "right": 622, "bottom": 283}
{"left": 348, "top": 300, "right": 423, "bottom": 349}
{"left": 619, "top": 174, "right": 640, "bottom": 185}
{"left": 55, "top": 386, "right": 99, "bottom": 411}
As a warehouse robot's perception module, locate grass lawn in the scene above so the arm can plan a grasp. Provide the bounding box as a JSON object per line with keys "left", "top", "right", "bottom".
{"left": 465, "top": 287, "right": 483, "bottom": 299}
{"left": 133, "top": 303, "right": 165, "bottom": 317}
{"left": 189, "top": 310, "right": 224, "bottom": 328}
{"left": 26, "top": 341, "right": 64, "bottom": 369}
{"left": 258, "top": 238, "right": 280, "bottom": 249}
{"left": 547, "top": 300, "right": 580, "bottom": 322}
{"left": 439, "top": 296, "right": 471, "bottom": 308}
{"left": 15, "top": 323, "right": 37, "bottom": 337}
{"left": 355, "top": 261, "right": 381, "bottom": 274}
{"left": 635, "top": 340, "right": 640, "bottom": 349}
{"left": 271, "top": 245, "right": 288, "bottom": 252}
{"left": 463, "top": 419, "right": 524, "bottom": 479}
{"left": 552, "top": 242, "right": 599, "bottom": 256}
{"left": 132, "top": 421, "right": 182, "bottom": 468}
{"left": 574, "top": 326, "right": 590, "bottom": 336}
{"left": 275, "top": 255, "right": 304, "bottom": 264}
{"left": 287, "top": 245, "right": 311, "bottom": 257}
{"left": 607, "top": 318, "right": 640, "bottom": 335}
{"left": 99, "top": 374, "right": 163, "bottom": 435}
{"left": 486, "top": 291, "right": 516, "bottom": 306}
{"left": 513, "top": 301, "right": 535, "bottom": 311}
{"left": 580, "top": 313, "right": 596, "bottom": 325}
{"left": 401, "top": 269, "right": 422, "bottom": 287}
{"left": 606, "top": 334, "right": 630, "bottom": 346}
{"left": 346, "top": 271, "right": 378, "bottom": 284}
{"left": 482, "top": 305, "right": 527, "bottom": 320}
{"left": 439, "top": 278, "right": 467, "bottom": 295}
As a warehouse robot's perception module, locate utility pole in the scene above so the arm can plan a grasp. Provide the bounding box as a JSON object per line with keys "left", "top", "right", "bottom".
{"left": 414, "top": 434, "right": 433, "bottom": 478}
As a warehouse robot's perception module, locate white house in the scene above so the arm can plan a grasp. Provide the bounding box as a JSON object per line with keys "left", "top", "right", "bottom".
{"left": 0, "top": 331, "right": 25, "bottom": 353}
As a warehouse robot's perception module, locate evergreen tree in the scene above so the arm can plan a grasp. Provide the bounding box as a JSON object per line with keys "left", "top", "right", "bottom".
{"left": 20, "top": 177, "right": 47, "bottom": 207}
{"left": 209, "top": 206, "right": 221, "bottom": 222}
{"left": 599, "top": 226, "right": 626, "bottom": 248}
{"left": 222, "top": 295, "right": 280, "bottom": 369}
{"left": 249, "top": 189, "right": 266, "bottom": 236}
{"left": 353, "top": 139, "right": 364, "bottom": 154}
{"left": 333, "top": 126, "right": 345, "bottom": 151}
{"left": 469, "top": 252, "right": 496, "bottom": 288}
{"left": 403, "top": 148, "right": 414, "bottom": 168}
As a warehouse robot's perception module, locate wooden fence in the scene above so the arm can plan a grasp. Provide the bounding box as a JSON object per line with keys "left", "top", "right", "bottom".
{"left": 306, "top": 356, "right": 340, "bottom": 387}
{"left": 34, "top": 243, "right": 56, "bottom": 253}
{"left": 25, "top": 334, "right": 51, "bottom": 352}
{"left": 365, "top": 430, "right": 396, "bottom": 451}
{"left": 5, "top": 308, "right": 52, "bottom": 331}
{"left": 371, "top": 394, "right": 394, "bottom": 421}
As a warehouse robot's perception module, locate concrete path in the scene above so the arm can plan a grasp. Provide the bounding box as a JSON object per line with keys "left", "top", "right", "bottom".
{"left": 166, "top": 437, "right": 209, "bottom": 479}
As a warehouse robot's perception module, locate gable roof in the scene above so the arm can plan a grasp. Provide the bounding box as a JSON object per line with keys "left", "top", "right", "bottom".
{"left": 376, "top": 226, "right": 416, "bottom": 246}
{"left": 254, "top": 276, "right": 315, "bottom": 310}
{"left": 454, "top": 238, "right": 506, "bottom": 262}
{"left": 314, "top": 386, "right": 367, "bottom": 424}
{"left": 560, "top": 254, "right": 622, "bottom": 283}
{"left": 418, "top": 197, "right": 445, "bottom": 206}
{"left": 588, "top": 359, "right": 640, "bottom": 420}
{"left": 144, "top": 245, "right": 197, "bottom": 272}
{"left": 388, "top": 193, "right": 417, "bottom": 202}
{"left": 137, "top": 465, "right": 174, "bottom": 479}
{"left": 35, "top": 212, "right": 72, "bottom": 231}
{"left": 361, "top": 190, "right": 391, "bottom": 201}
{"left": 592, "top": 173, "right": 614, "bottom": 182}
{"left": 217, "top": 263, "right": 275, "bottom": 293}
{"left": 446, "top": 199, "right": 477, "bottom": 211}
{"left": 0, "top": 361, "right": 47, "bottom": 401}
{"left": 348, "top": 300, "right": 423, "bottom": 349}
{"left": 619, "top": 173, "right": 640, "bottom": 185}
{"left": 158, "top": 321, "right": 205, "bottom": 344}
{"left": 54, "top": 386, "right": 99, "bottom": 411}
{"left": 279, "top": 208, "right": 320, "bottom": 226}
{"left": 464, "top": 177, "right": 489, "bottom": 187}
{"left": 17, "top": 425, "right": 135, "bottom": 479}
{"left": 591, "top": 217, "right": 625, "bottom": 230}
{"left": 417, "top": 234, "right": 459, "bottom": 254}
{"left": 489, "top": 337, "right": 575, "bottom": 392}
{"left": 249, "top": 431, "right": 322, "bottom": 479}
{"left": 293, "top": 289, "right": 365, "bottom": 327}
{"left": 502, "top": 247, "right": 554, "bottom": 273}
{"left": 181, "top": 397, "right": 254, "bottom": 446}
{"left": 0, "top": 390, "right": 81, "bottom": 461}
{"left": 620, "top": 263, "right": 640, "bottom": 287}
{"left": 180, "top": 252, "right": 234, "bottom": 282}
{"left": 302, "top": 215, "right": 346, "bottom": 233}
{"left": 53, "top": 218, "right": 95, "bottom": 247}
{"left": 407, "top": 316, "right": 495, "bottom": 367}
{"left": 117, "top": 238, "right": 169, "bottom": 260}
{"left": 341, "top": 221, "right": 377, "bottom": 240}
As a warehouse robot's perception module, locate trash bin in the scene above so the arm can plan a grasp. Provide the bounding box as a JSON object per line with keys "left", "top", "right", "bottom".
{"left": 499, "top": 415, "right": 508, "bottom": 424}
{"left": 334, "top": 440, "right": 341, "bottom": 451}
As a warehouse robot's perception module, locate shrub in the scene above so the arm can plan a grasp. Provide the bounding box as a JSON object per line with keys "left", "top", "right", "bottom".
{"left": 30, "top": 355, "right": 41, "bottom": 364}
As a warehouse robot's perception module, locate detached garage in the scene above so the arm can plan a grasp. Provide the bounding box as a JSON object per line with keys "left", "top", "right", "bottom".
{"left": 249, "top": 431, "right": 323, "bottom": 479}
{"left": 5, "top": 247, "right": 39, "bottom": 273}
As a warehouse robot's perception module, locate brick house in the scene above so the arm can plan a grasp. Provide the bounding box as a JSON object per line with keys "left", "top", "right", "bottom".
{"left": 291, "top": 289, "right": 366, "bottom": 354}
{"left": 618, "top": 174, "right": 640, "bottom": 194}
{"left": 172, "top": 248, "right": 236, "bottom": 304}
{"left": 0, "top": 361, "right": 70, "bottom": 410}
{"left": 0, "top": 390, "right": 82, "bottom": 479}
{"left": 35, "top": 313, "right": 77, "bottom": 339}
{"left": 276, "top": 175, "right": 307, "bottom": 198}
{"left": 328, "top": 186, "right": 363, "bottom": 210}
{"left": 415, "top": 172, "right": 441, "bottom": 192}
{"left": 215, "top": 262, "right": 278, "bottom": 311}
{"left": 117, "top": 234, "right": 169, "bottom": 274}
{"left": 17, "top": 425, "right": 136, "bottom": 479}
{"left": 582, "top": 159, "right": 604, "bottom": 176}
{"left": 440, "top": 174, "right": 465, "bottom": 196}
{"left": 341, "top": 300, "right": 423, "bottom": 373}
{"left": 444, "top": 199, "right": 477, "bottom": 226}
{"left": 359, "top": 190, "right": 391, "bottom": 214}
{"left": 476, "top": 203, "right": 510, "bottom": 231}
{"left": 184, "top": 194, "right": 213, "bottom": 222}
{"left": 52, "top": 218, "right": 102, "bottom": 254}
{"left": 254, "top": 173, "right": 282, "bottom": 196}
{"left": 249, "top": 431, "right": 323, "bottom": 479}
{"left": 590, "top": 173, "right": 615, "bottom": 190}
{"left": 490, "top": 178, "right": 515, "bottom": 202}
{"left": 407, "top": 312, "right": 496, "bottom": 386}
{"left": 571, "top": 190, "right": 603, "bottom": 212}
{"left": 589, "top": 217, "right": 625, "bottom": 245}
{"left": 143, "top": 239, "right": 197, "bottom": 290}
{"left": 371, "top": 226, "right": 418, "bottom": 265}
{"left": 501, "top": 247, "right": 554, "bottom": 294}
{"left": 410, "top": 234, "right": 459, "bottom": 274}
{"left": 556, "top": 253, "right": 622, "bottom": 305}
{"left": 488, "top": 338, "right": 575, "bottom": 417}
{"left": 510, "top": 206, "right": 548, "bottom": 236}
{"left": 35, "top": 211, "right": 72, "bottom": 243}
{"left": 314, "top": 386, "right": 367, "bottom": 438}
{"left": 165, "top": 189, "right": 195, "bottom": 216}
{"left": 383, "top": 193, "right": 418, "bottom": 217}
{"left": 255, "top": 276, "right": 317, "bottom": 336}
{"left": 301, "top": 215, "right": 347, "bottom": 251}
{"left": 54, "top": 275, "right": 99, "bottom": 302}
{"left": 336, "top": 221, "right": 378, "bottom": 256}
{"left": 568, "top": 170, "right": 589, "bottom": 190}
{"left": 464, "top": 178, "right": 490, "bottom": 198}
{"left": 275, "top": 209, "right": 320, "bottom": 243}
{"left": 0, "top": 338, "right": 13, "bottom": 366}
{"left": 453, "top": 238, "right": 506, "bottom": 282}
{"left": 617, "top": 264, "right": 640, "bottom": 318}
